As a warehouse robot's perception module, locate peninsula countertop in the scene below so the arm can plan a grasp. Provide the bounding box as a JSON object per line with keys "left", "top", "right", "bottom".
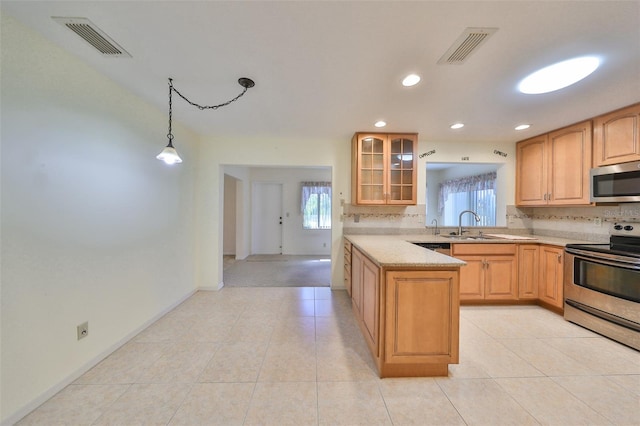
{"left": 344, "top": 233, "right": 594, "bottom": 269}
{"left": 345, "top": 235, "right": 465, "bottom": 268}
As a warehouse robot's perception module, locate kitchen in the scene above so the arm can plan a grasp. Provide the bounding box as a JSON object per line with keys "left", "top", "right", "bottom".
{"left": 2, "top": 1, "right": 640, "bottom": 424}
{"left": 344, "top": 108, "right": 640, "bottom": 375}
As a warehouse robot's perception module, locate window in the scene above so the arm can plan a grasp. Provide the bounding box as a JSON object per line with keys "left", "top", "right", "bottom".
{"left": 301, "top": 182, "right": 332, "bottom": 229}
{"left": 438, "top": 172, "right": 496, "bottom": 226}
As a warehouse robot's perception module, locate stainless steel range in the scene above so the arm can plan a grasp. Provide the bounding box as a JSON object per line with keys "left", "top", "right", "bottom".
{"left": 564, "top": 222, "right": 640, "bottom": 350}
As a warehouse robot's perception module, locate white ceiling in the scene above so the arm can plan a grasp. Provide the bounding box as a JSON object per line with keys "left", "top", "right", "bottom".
{"left": 3, "top": 1, "right": 640, "bottom": 144}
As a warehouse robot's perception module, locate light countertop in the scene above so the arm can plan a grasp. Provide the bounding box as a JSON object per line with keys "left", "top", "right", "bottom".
{"left": 344, "top": 233, "right": 594, "bottom": 268}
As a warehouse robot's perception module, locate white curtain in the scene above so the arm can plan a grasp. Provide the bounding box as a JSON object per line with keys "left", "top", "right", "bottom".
{"left": 301, "top": 182, "right": 332, "bottom": 229}
{"left": 438, "top": 172, "right": 497, "bottom": 215}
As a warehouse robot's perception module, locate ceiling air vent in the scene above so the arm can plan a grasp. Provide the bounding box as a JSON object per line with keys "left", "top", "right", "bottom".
{"left": 437, "top": 27, "right": 498, "bottom": 65}
{"left": 52, "top": 17, "right": 131, "bottom": 57}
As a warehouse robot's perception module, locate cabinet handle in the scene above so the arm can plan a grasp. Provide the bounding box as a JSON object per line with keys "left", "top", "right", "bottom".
{"left": 557, "top": 254, "right": 562, "bottom": 263}
{"left": 543, "top": 193, "right": 547, "bottom": 201}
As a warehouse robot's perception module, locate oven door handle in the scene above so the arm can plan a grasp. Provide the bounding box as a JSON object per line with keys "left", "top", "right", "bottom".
{"left": 565, "top": 247, "right": 640, "bottom": 270}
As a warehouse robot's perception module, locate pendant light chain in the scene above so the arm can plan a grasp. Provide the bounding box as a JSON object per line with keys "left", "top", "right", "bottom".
{"left": 169, "top": 79, "right": 251, "bottom": 111}
{"left": 167, "top": 78, "right": 174, "bottom": 144}
{"left": 158, "top": 76, "right": 254, "bottom": 164}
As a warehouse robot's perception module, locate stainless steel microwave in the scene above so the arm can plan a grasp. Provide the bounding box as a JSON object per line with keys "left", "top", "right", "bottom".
{"left": 590, "top": 160, "right": 640, "bottom": 202}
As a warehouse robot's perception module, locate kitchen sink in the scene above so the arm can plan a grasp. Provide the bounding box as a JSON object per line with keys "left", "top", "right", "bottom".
{"left": 442, "top": 234, "right": 498, "bottom": 240}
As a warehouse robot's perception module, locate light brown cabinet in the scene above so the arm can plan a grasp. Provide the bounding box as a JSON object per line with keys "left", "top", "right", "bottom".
{"left": 385, "top": 271, "right": 459, "bottom": 368}
{"left": 516, "top": 121, "right": 592, "bottom": 206}
{"left": 351, "top": 246, "right": 364, "bottom": 317}
{"left": 350, "top": 246, "right": 380, "bottom": 354}
{"left": 349, "top": 244, "right": 460, "bottom": 377}
{"left": 361, "top": 253, "right": 380, "bottom": 354}
{"left": 351, "top": 133, "right": 417, "bottom": 205}
{"left": 452, "top": 244, "right": 518, "bottom": 301}
{"left": 593, "top": 103, "right": 640, "bottom": 166}
{"left": 344, "top": 239, "right": 352, "bottom": 296}
{"left": 517, "top": 245, "right": 539, "bottom": 299}
{"left": 539, "top": 245, "right": 564, "bottom": 309}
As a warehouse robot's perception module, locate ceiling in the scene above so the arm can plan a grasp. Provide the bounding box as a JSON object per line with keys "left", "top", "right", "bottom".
{"left": 3, "top": 1, "right": 640, "bottom": 144}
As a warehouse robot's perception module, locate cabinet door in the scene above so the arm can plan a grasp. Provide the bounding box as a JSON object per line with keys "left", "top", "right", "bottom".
{"left": 361, "top": 255, "right": 380, "bottom": 355}
{"left": 593, "top": 103, "right": 640, "bottom": 166}
{"left": 518, "top": 245, "right": 539, "bottom": 299}
{"left": 354, "top": 134, "right": 386, "bottom": 204}
{"left": 344, "top": 240, "right": 352, "bottom": 296}
{"left": 352, "top": 133, "right": 418, "bottom": 205}
{"left": 351, "top": 247, "right": 364, "bottom": 317}
{"left": 484, "top": 256, "right": 518, "bottom": 300}
{"left": 539, "top": 245, "right": 564, "bottom": 309}
{"left": 457, "top": 256, "right": 485, "bottom": 300}
{"left": 516, "top": 135, "right": 548, "bottom": 205}
{"left": 385, "top": 270, "right": 459, "bottom": 364}
{"left": 548, "top": 121, "right": 592, "bottom": 205}
{"left": 387, "top": 135, "right": 417, "bottom": 205}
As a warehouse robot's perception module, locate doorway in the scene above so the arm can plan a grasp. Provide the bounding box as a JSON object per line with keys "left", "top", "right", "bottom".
{"left": 222, "top": 165, "right": 332, "bottom": 288}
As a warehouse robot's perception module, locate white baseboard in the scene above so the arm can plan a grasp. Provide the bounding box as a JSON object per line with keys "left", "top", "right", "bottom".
{"left": 197, "top": 280, "right": 224, "bottom": 291}
{"left": 2, "top": 289, "right": 197, "bottom": 426}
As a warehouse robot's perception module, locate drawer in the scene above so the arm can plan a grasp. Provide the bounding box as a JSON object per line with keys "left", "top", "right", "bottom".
{"left": 452, "top": 243, "right": 517, "bottom": 256}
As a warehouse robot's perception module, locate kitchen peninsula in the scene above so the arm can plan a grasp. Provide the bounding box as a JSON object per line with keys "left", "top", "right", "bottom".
{"left": 344, "top": 232, "right": 596, "bottom": 378}
{"left": 344, "top": 235, "right": 465, "bottom": 378}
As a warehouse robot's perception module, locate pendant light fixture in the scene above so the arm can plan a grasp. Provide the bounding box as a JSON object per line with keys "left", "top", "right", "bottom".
{"left": 157, "top": 77, "right": 255, "bottom": 165}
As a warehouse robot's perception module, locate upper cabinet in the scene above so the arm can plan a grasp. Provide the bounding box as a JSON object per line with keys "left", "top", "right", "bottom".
{"left": 516, "top": 121, "right": 592, "bottom": 206}
{"left": 593, "top": 103, "right": 640, "bottom": 167}
{"left": 351, "top": 133, "right": 417, "bottom": 205}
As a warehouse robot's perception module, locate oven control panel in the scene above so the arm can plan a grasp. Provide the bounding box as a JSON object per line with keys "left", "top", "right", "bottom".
{"left": 611, "top": 222, "right": 640, "bottom": 237}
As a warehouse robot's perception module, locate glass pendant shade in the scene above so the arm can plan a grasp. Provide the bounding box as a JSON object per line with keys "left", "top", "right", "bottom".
{"left": 156, "top": 143, "right": 182, "bottom": 165}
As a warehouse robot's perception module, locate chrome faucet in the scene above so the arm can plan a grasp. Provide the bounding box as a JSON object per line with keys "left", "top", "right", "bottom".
{"left": 431, "top": 219, "right": 439, "bottom": 235}
{"left": 458, "top": 210, "right": 480, "bottom": 236}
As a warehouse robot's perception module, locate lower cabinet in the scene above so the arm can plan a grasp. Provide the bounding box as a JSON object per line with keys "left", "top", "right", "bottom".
{"left": 385, "top": 271, "right": 459, "bottom": 367}
{"left": 450, "top": 242, "right": 565, "bottom": 308}
{"left": 351, "top": 247, "right": 364, "bottom": 318}
{"left": 539, "top": 245, "right": 564, "bottom": 309}
{"left": 452, "top": 244, "right": 518, "bottom": 301}
{"left": 349, "top": 246, "right": 460, "bottom": 377}
{"left": 518, "top": 245, "right": 539, "bottom": 299}
{"left": 361, "top": 253, "right": 380, "bottom": 354}
{"left": 344, "top": 239, "right": 352, "bottom": 296}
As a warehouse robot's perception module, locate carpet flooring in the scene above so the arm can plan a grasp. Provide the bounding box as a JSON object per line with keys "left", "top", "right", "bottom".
{"left": 223, "top": 255, "right": 331, "bottom": 287}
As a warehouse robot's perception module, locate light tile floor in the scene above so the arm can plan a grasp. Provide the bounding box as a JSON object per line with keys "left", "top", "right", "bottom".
{"left": 18, "top": 287, "right": 640, "bottom": 425}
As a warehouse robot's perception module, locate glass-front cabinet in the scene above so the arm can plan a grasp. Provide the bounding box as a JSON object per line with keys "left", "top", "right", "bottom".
{"left": 351, "top": 133, "right": 418, "bottom": 205}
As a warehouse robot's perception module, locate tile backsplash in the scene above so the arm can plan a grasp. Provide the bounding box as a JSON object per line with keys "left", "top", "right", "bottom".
{"left": 342, "top": 203, "right": 640, "bottom": 242}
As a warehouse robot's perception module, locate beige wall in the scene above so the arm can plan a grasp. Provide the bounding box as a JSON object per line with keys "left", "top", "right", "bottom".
{"left": 1, "top": 16, "right": 200, "bottom": 423}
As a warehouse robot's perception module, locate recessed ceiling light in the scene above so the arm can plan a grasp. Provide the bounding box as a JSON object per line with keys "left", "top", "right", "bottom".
{"left": 450, "top": 123, "right": 464, "bottom": 129}
{"left": 515, "top": 124, "right": 531, "bottom": 131}
{"left": 518, "top": 56, "right": 600, "bottom": 94}
{"left": 402, "top": 74, "right": 421, "bottom": 87}
{"left": 374, "top": 120, "right": 387, "bottom": 128}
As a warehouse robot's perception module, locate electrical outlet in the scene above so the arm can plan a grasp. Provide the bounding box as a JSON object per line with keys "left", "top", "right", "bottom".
{"left": 77, "top": 322, "right": 88, "bottom": 340}
{"left": 594, "top": 217, "right": 602, "bottom": 227}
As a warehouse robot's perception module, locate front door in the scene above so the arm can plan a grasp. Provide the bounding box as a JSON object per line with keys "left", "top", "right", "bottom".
{"left": 251, "top": 182, "right": 283, "bottom": 254}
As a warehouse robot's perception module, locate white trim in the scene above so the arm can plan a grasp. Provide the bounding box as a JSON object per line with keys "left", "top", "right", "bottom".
{"left": 3, "top": 289, "right": 197, "bottom": 426}
{"left": 198, "top": 282, "right": 224, "bottom": 291}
